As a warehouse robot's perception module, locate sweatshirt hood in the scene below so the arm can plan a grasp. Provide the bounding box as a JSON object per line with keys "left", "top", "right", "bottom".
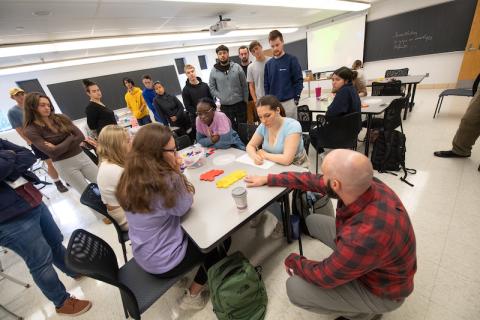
{"left": 185, "top": 77, "right": 203, "bottom": 87}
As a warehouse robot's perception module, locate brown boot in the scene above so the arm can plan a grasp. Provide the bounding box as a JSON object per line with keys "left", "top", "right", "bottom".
{"left": 56, "top": 296, "right": 92, "bottom": 316}
{"left": 54, "top": 180, "right": 69, "bottom": 193}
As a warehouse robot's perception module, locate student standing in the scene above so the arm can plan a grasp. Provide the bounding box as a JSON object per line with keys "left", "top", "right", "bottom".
{"left": 209, "top": 45, "right": 248, "bottom": 131}
{"left": 182, "top": 64, "right": 213, "bottom": 134}
{"left": 7, "top": 88, "right": 68, "bottom": 193}
{"left": 23, "top": 92, "right": 98, "bottom": 195}
{"left": 123, "top": 77, "right": 152, "bottom": 126}
{"left": 247, "top": 41, "right": 271, "bottom": 106}
{"left": 264, "top": 30, "right": 304, "bottom": 119}
{"left": 0, "top": 139, "right": 92, "bottom": 317}
{"left": 238, "top": 45, "right": 255, "bottom": 123}
{"left": 141, "top": 74, "right": 168, "bottom": 125}
{"left": 83, "top": 79, "right": 118, "bottom": 137}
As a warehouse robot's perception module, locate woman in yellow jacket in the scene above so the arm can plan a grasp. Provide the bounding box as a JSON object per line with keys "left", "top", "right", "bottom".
{"left": 123, "top": 77, "right": 152, "bottom": 126}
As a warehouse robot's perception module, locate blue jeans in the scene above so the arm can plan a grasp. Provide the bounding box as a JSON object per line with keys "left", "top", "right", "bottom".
{"left": 0, "top": 203, "right": 74, "bottom": 307}
{"left": 137, "top": 115, "right": 152, "bottom": 126}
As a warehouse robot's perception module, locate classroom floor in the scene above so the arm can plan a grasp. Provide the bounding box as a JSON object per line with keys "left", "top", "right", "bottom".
{"left": 1, "top": 89, "right": 479, "bottom": 320}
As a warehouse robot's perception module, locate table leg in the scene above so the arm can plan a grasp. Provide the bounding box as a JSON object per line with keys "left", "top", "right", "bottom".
{"left": 410, "top": 83, "right": 418, "bottom": 112}
{"left": 364, "top": 115, "right": 373, "bottom": 156}
{"left": 403, "top": 83, "right": 412, "bottom": 120}
{"left": 282, "top": 193, "right": 293, "bottom": 244}
{"left": 307, "top": 81, "right": 311, "bottom": 98}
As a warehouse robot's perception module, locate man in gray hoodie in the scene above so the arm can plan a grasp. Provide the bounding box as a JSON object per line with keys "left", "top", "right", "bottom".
{"left": 209, "top": 44, "right": 248, "bottom": 130}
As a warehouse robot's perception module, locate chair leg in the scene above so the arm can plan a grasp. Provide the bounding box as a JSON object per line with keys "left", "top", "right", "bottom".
{"left": 315, "top": 151, "right": 319, "bottom": 175}
{"left": 433, "top": 96, "right": 442, "bottom": 118}
{"left": 121, "top": 243, "right": 128, "bottom": 264}
{"left": 437, "top": 96, "right": 444, "bottom": 115}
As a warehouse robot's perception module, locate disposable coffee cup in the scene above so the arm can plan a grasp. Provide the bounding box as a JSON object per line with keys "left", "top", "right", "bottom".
{"left": 231, "top": 187, "right": 248, "bottom": 210}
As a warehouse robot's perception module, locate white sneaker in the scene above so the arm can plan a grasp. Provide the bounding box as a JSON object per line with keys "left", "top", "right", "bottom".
{"left": 177, "top": 289, "right": 209, "bottom": 311}
{"left": 270, "top": 221, "right": 284, "bottom": 239}
{"left": 250, "top": 214, "right": 262, "bottom": 228}
{"left": 174, "top": 277, "right": 189, "bottom": 289}
{"left": 262, "top": 212, "right": 278, "bottom": 238}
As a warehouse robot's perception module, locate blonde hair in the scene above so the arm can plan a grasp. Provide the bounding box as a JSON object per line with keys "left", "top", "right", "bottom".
{"left": 97, "top": 125, "right": 130, "bottom": 167}
{"left": 184, "top": 64, "right": 195, "bottom": 72}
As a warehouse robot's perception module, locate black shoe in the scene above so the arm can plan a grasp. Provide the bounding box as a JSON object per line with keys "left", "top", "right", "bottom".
{"left": 335, "top": 315, "right": 382, "bottom": 320}
{"left": 54, "top": 181, "right": 68, "bottom": 193}
{"left": 433, "top": 150, "right": 470, "bottom": 158}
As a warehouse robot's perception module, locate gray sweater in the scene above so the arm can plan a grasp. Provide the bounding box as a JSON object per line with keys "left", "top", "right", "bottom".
{"left": 209, "top": 61, "right": 248, "bottom": 105}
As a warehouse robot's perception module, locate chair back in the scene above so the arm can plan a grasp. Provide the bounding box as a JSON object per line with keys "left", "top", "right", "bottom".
{"left": 175, "top": 135, "right": 192, "bottom": 150}
{"left": 383, "top": 98, "right": 407, "bottom": 132}
{"left": 385, "top": 68, "right": 409, "bottom": 78}
{"left": 311, "top": 112, "right": 361, "bottom": 150}
{"left": 372, "top": 81, "right": 403, "bottom": 96}
{"left": 297, "top": 105, "right": 312, "bottom": 132}
{"left": 238, "top": 123, "right": 259, "bottom": 145}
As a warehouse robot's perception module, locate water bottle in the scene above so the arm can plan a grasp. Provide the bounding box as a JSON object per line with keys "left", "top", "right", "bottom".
{"left": 215, "top": 98, "right": 221, "bottom": 109}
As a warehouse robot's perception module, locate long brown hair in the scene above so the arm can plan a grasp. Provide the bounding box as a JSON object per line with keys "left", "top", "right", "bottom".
{"left": 116, "top": 123, "right": 194, "bottom": 213}
{"left": 23, "top": 92, "right": 75, "bottom": 133}
{"left": 256, "top": 95, "right": 286, "bottom": 117}
{"left": 97, "top": 125, "right": 129, "bottom": 167}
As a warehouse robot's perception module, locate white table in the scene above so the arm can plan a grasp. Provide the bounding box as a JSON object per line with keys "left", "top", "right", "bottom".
{"left": 181, "top": 148, "right": 305, "bottom": 252}
{"left": 300, "top": 96, "right": 402, "bottom": 156}
{"left": 367, "top": 75, "right": 426, "bottom": 119}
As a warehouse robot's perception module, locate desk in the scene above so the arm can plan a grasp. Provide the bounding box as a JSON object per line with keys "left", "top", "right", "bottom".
{"left": 181, "top": 148, "right": 305, "bottom": 252}
{"left": 301, "top": 96, "right": 401, "bottom": 156}
{"left": 367, "top": 75, "right": 426, "bottom": 120}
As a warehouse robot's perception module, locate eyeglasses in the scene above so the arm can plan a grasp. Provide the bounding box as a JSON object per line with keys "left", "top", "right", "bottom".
{"left": 196, "top": 108, "right": 213, "bottom": 116}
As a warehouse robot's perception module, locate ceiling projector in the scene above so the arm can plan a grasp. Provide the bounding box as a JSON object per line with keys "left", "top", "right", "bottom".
{"left": 210, "top": 15, "right": 236, "bottom": 35}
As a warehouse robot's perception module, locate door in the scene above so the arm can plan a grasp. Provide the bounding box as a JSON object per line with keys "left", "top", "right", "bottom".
{"left": 458, "top": 0, "right": 480, "bottom": 88}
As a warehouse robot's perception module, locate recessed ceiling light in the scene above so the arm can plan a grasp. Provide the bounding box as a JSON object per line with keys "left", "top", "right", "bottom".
{"left": 32, "top": 10, "right": 52, "bottom": 17}
{"left": 15, "top": 26, "right": 24, "bottom": 31}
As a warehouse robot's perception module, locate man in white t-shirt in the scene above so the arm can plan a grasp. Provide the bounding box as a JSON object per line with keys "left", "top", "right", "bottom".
{"left": 247, "top": 41, "right": 271, "bottom": 122}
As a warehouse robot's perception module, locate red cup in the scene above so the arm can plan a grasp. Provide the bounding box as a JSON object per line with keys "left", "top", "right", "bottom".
{"left": 315, "top": 87, "right": 322, "bottom": 100}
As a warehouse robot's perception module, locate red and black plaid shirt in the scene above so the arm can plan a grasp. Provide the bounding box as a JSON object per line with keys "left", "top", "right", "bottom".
{"left": 268, "top": 172, "right": 416, "bottom": 300}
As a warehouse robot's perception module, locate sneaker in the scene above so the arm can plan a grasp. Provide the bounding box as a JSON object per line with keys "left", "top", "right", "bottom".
{"left": 262, "top": 212, "right": 278, "bottom": 238}
{"left": 270, "top": 221, "right": 284, "bottom": 239}
{"left": 249, "top": 214, "right": 262, "bottom": 228}
{"left": 433, "top": 150, "right": 470, "bottom": 158}
{"left": 55, "top": 180, "right": 68, "bottom": 193}
{"left": 177, "top": 289, "right": 208, "bottom": 311}
{"left": 56, "top": 296, "right": 92, "bottom": 317}
{"left": 174, "top": 277, "right": 189, "bottom": 289}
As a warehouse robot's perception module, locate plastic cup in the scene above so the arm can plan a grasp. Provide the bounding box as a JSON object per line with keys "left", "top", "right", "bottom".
{"left": 315, "top": 87, "right": 322, "bottom": 100}
{"left": 231, "top": 187, "right": 248, "bottom": 210}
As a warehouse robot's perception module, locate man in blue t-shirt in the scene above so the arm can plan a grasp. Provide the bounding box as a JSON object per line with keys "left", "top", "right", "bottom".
{"left": 264, "top": 30, "right": 304, "bottom": 120}
{"left": 141, "top": 74, "right": 168, "bottom": 125}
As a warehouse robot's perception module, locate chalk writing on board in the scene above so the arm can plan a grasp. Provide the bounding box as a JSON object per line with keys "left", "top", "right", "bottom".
{"left": 392, "top": 31, "right": 433, "bottom": 50}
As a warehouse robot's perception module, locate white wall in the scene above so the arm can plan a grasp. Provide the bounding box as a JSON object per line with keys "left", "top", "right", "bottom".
{"left": 363, "top": 0, "right": 464, "bottom": 85}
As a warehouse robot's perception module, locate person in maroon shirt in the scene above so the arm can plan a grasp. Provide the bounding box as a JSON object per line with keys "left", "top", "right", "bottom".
{"left": 245, "top": 149, "right": 416, "bottom": 320}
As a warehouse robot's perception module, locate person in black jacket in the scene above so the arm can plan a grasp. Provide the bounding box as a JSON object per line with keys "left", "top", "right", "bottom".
{"left": 182, "top": 64, "right": 213, "bottom": 135}
{"left": 83, "top": 79, "right": 117, "bottom": 137}
{"left": 0, "top": 139, "right": 92, "bottom": 316}
{"left": 153, "top": 81, "right": 192, "bottom": 138}
{"left": 326, "top": 67, "right": 361, "bottom": 118}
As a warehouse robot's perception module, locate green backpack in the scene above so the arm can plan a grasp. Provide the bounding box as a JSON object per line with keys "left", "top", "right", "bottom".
{"left": 207, "top": 251, "right": 268, "bottom": 320}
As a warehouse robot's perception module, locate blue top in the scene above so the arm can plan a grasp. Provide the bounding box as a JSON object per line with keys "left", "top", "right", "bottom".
{"left": 142, "top": 88, "right": 167, "bottom": 125}
{"left": 7, "top": 105, "right": 24, "bottom": 129}
{"left": 255, "top": 117, "right": 304, "bottom": 156}
{"left": 264, "top": 53, "right": 304, "bottom": 102}
{"left": 326, "top": 83, "right": 361, "bottom": 118}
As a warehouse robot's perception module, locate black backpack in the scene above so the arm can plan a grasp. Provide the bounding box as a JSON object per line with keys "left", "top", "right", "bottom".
{"left": 291, "top": 190, "right": 334, "bottom": 236}
{"left": 371, "top": 130, "right": 416, "bottom": 186}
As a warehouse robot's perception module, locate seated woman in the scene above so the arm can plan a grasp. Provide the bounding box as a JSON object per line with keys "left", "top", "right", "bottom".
{"left": 96, "top": 125, "right": 130, "bottom": 231}
{"left": 326, "top": 66, "right": 362, "bottom": 118}
{"left": 116, "top": 123, "right": 229, "bottom": 311}
{"left": 195, "top": 97, "right": 245, "bottom": 150}
{"left": 246, "top": 95, "right": 308, "bottom": 238}
{"left": 351, "top": 60, "right": 368, "bottom": 97}
{"left": 247, "top": 95, "right": 308, "bottom": 167}
{"left": 152, "top": 81, "right": 192, "bottom": 138}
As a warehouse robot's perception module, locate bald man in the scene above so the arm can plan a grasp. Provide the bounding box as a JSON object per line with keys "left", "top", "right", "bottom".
{"left": 245, "top": 150, "right": 416, "bottom": 320}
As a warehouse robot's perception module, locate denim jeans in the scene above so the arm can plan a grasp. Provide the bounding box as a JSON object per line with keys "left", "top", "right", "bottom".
{"left": 0, "top": 203, "right": 74, "bottom": 307}
{"left": 137, "top": 115, "right": 152, "bottom": 126}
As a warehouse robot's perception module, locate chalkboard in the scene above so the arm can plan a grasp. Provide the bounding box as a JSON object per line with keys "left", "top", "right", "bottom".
{"left": 47, "top": 65, "right": 181, "bottom": 120}
{"left": 285, "top": 38, "right": 308, "bottom": 70}
{"left": 364, "top": 0, "right": 477, "bottom": 62}
{"left": 16, "top": 79, "right": 46, "bottom": 95}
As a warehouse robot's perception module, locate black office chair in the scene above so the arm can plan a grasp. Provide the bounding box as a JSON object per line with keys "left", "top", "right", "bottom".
{"left": 302, "top": 134, "right": 311, "bottom": 155}
{"left": 385, "top": 68, "right": 409, "bottom": 78}
{"left": 80, "top": 183, "right": 129, "bottom": 263}
{"left": 238, "top": 123, "right": 259, "bottom": 145}
{"left": 371, "top": 80, "right": 404, "bottom": 96}
{"left": 174, "top": 134, "right": 193, "bottom": 151}
{"left": 66, "top": 229, "right": 188, "bottom": 320}
{"left": 433, "top": 72, "right": 480, "bottom": 118}
{"left": 297, "top": 105, "right": 313, "bottom": 133}
{"left": 309, "top": 112, "right": 362, "bottom": 174}
{"left": 363, "top": 97, "right": 407, "bottom": 133}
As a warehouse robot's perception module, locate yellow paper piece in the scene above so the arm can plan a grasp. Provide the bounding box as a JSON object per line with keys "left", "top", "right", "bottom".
{"left": 216, "top": 170, "right": 247, "bottom": 189}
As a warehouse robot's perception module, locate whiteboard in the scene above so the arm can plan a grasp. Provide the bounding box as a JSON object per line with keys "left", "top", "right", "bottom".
{"left": 307, "top": 15, "right": 366, "bottom": 72}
